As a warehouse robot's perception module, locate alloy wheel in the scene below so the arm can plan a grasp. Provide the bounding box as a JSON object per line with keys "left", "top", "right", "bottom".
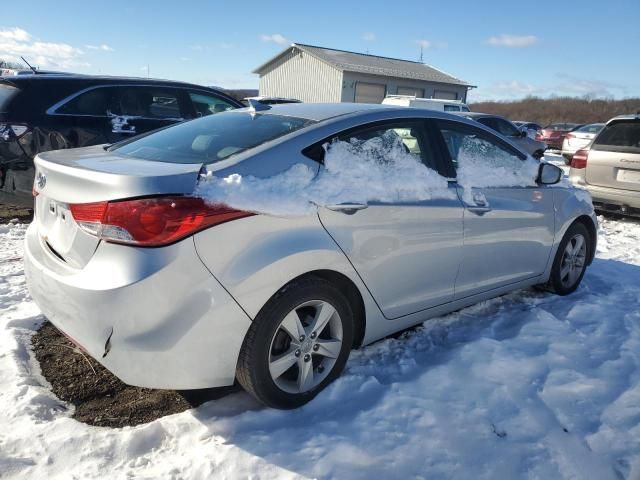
{"left": 559, "top": 233, "right": 587, "bottom": 289}
{"left": 268, "top": 300, "right": 343, "bottom": 394}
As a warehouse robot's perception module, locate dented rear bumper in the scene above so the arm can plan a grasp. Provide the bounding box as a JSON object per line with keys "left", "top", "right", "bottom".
{"left": 24, "top": 222, "right": 252, "bottom": 389}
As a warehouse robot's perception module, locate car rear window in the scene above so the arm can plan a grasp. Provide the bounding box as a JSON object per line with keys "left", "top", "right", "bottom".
{"left": 592, "top": 121, "right": 640, "bottom": 153}
{"left": 110, "top": 111, "right": 314, "bottom": 164}
{"left": 0, "top": 83, "right": 18, "bottom": 111}
{"left": 575, "top": 123, "right": 604, "bottom": 134}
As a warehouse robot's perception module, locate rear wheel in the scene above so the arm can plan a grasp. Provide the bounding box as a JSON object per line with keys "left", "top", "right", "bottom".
{"left": 546, "top": 222, "right": 590, "bottom": 295}
{"left": 236, "top": 277, "right": 354, "bottom": 409}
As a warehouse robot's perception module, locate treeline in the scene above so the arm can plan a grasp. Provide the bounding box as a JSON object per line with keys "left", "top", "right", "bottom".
{"left": 470, "top": 96, "right": 640, "bottom": 125}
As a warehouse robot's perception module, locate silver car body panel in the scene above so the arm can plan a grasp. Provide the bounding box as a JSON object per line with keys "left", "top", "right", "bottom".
{"left": 24, "top": 223, "right": 252, "bottom": 389}
{"left": 454, "top": 186, "right": 555, "bottom": 298}
{"left": 318, "top": 192, "right": 464, "bottom": 318}
{"left": 24, "top": 103, "right": 599, "bottom": 389}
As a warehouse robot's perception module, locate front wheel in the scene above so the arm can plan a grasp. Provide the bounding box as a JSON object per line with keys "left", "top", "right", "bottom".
{"left": 546, "top": 222, "right": 591, "bottom": 295}
{"left": 236, "top": 277, "right": 354, "bottom": 409}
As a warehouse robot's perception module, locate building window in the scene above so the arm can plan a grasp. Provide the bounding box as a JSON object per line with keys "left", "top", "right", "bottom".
{"left": 354, "top": 82, "right": 386, "bottom": 103}
{"left": 397, "top": 87, "right": 424, "bottom": 98}
{"left": 433, "top": 90, "right": 458, "bottom": 100}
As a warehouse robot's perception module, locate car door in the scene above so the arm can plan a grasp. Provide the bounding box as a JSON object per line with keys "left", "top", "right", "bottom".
{"left": 47, "top": 85, "right": 116, "bottom": 148}
{"left": 318, "top": 119, "right": 464, "bottom": 319}
{"left": 434, "top": 119, "right": 555, "bottom": 299}
{"left": 106, "top": 86, "right": 190, "bottom": 142}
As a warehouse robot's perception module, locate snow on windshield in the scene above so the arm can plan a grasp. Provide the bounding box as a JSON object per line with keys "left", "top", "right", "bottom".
{"left": 195, "top": 132, "right": 541, "bottom": 216}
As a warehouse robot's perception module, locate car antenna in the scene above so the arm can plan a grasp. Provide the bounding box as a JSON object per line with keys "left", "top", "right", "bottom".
{"left": 21, "top": 56, "right": 38, "bottom": 74}
{"left": 247, "top": 98, "right": 271, "bottom": 118}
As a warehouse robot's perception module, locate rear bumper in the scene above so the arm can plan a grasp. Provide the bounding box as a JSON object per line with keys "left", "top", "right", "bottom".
{"left": 24, "top": 223, "right": 252, "bottom": 389}
{"left": 583, "top": 183, "right": 640, "bottom": 210}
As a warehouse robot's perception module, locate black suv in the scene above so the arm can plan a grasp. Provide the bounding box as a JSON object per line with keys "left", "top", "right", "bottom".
{"left": 0, "top": 75, "right": 243, "bottom": 205}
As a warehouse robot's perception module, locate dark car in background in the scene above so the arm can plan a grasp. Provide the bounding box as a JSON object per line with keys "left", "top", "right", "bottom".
{"left": 536, "top": 123, "right": 581, "bottom": 150}
{"left": 0, "top": 75, "right": 243, "bottom": 205}
{"left": 456, "top": 112, "right": 546, "bottom": 158}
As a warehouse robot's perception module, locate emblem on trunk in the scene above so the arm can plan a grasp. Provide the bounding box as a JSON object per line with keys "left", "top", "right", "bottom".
{"left": 36, "top": 172, "right": 46, "bottom": 189}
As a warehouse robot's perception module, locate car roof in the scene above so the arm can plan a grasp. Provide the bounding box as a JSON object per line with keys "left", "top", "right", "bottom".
{"left": 606, "top": 114, "right": 640, "bottom": 124}
{"left": 241, "top": 102, "right": 404, "bottom": 122}
{"left": 453, "top": 111, "right": 502, "bottom": 120}
{"left": 0, "top": 74, "right": 219, "bottom": 90}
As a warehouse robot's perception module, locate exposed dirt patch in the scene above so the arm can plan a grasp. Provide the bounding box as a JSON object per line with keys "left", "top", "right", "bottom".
{"left": 0, "top": 202, "right": 33, "bottom": 223}
{"left": 32, "top": 321, "right": 237, "bottom": 428}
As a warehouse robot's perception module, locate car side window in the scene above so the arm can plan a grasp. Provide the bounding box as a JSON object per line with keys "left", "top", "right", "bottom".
{"left": 189, "top": 92, "right": 236, "bottom": 117}
{"left": 436, "top": 120, "right": 525, "bottom": 172}
{"left": 336, "top": 121, "right": 439, "bottom": 171}
{"left": 494, "top": 118, "right": 520, "bottom": 137}
{"left": 114, "top": 87, "right": 184, "bottom": 119}
{"left": 55, "top": 87, "right": 111, "bottom": 116}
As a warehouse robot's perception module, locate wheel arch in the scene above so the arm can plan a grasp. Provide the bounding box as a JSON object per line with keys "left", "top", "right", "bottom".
{"left": 573, "top": 214, "right": 597, "bottom": 265}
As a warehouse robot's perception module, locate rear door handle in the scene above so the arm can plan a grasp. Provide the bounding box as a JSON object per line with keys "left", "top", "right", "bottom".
{"left": 325, "top": 203, "right": 368, "bottom": 214}
{"left": 467, "top": 206, "right": 492, "bottom": 216}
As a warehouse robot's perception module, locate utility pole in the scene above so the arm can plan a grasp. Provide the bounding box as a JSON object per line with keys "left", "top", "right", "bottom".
{"left": 419, "top": 45, "right": 423, "bottom": 63}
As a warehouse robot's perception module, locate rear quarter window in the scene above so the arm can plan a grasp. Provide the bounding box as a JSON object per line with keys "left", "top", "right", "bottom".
{"left": 593, "top": 121, "right": 640, "bottom": 153}
{"left": 0, "top": 83, "right": 18, "bottom": 111}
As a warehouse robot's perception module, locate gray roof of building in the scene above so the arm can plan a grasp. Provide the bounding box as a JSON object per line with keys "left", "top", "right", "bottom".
{"left": 254, "top": 43, "right": 472, "bottom": 87}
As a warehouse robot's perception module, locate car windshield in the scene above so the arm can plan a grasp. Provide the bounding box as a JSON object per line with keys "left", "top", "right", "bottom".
{"left": 111, "top": 111, "right": 315, "bottom": 164}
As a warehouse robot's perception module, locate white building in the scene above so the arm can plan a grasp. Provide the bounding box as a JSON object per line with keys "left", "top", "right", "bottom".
{"left": 253, "top": 43, "right": 474, "bottom": 104}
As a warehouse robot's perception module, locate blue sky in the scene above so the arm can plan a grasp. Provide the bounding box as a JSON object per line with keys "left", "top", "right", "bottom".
{"left": 2, "top": 0, "right": 639, "bottom": 101}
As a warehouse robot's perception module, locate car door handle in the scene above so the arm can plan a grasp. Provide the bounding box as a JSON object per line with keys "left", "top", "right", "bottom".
{"left": 325, "top": 203, "right": 368, "bottom": 214}
{"left": 467, "top": 206, "right": 492, "bottom": 216}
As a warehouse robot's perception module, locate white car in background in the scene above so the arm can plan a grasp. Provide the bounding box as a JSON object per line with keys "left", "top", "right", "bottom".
{"left": 382, "top": 95, "right": 470, "bottom": 112}
{"left": 562, "top": 123, "right": 604, "bottom": 161}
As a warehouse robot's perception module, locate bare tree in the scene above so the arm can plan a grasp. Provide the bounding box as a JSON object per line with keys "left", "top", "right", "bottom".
{"left": 470, "top": 96, "right": 640, "bottom": 125}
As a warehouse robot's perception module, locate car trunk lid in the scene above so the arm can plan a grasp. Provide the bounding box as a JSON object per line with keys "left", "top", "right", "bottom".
{"left": 33, "top": 145, "right": 202, "bottom": 268}
{"left": 585, "top": 120, "right": 640, "bottom": 192}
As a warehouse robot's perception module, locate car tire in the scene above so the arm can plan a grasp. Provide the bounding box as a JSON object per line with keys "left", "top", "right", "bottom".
{"left": 546, "top": 222, "right": 591, "bottom": 295}
{"left": 236, "top": 276, "right": 354, "bottom": 409}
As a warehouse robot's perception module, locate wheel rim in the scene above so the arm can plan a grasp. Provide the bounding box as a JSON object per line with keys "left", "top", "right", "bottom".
{"left": 560, "top": 233, "right": 587, "bottom": 289}
{"left": 268, "top": 300, "right": 343, "bottom": 394}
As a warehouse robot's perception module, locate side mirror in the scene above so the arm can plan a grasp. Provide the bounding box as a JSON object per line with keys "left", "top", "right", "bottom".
{"left": 520, "top": 130, "right": 528, "bottom": 138}
{"left": 537, "top": 162, "right": 563, "bottom": 185}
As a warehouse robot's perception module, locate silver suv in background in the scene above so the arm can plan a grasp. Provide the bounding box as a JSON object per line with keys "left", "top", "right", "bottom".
{"left": 456, "top": 112, "right": 547, "bottom": 158}
{"left": 569, "top": 114, "right": 640, "bottom": 216}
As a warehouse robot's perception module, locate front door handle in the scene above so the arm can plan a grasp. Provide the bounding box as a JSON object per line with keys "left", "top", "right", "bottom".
{"left": 325, "top": 203, "right": 368, "bottom": 214}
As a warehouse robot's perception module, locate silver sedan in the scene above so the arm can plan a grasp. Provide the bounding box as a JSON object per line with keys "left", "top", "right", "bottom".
{"left": 24, "top": 103, "right": 597, "bottom": 409}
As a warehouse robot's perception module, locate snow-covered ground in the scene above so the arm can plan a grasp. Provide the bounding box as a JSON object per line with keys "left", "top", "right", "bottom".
{"left": 1, "top": 215, "right": 639, "bottom": 479}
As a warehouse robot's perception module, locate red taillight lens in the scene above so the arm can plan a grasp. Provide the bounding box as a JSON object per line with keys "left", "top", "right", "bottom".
{"left": 70, "top": 197, "right": 252, "bottom": 247}
{"left": 565, "top": 133, "right": 575, "bottom": 140}
{"left": 571, "top": 149, "right": 589, "bottom": 169}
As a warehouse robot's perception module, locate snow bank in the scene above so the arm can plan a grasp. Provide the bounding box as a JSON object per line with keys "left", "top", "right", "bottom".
{"left": 3, "top": 216, "right": 640, "bottom": 479}
{"left": 196, "top": 133, "right": 453, "bottom": 216}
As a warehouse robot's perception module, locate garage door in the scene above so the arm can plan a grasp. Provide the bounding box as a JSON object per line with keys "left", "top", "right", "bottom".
{"left": 397, "top": 87, "right": 424, "bottom": 97}
{"left": 434, "top": 90, "right": 458, "bottom": 100}
{"left": 355, "top": 82, "right": 386, "bottom": 103}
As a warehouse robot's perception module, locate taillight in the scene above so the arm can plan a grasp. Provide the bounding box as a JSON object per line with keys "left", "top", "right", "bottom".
{"left": 0, "top": 123, "right": 30, "bottom": 141}
{"left": 571, "top": 149, "right": 589, "bottom": 169}
{"left": 565, "top": 133, "right": 575, "bottom": 140}
{"left": 69, "top": 196, "right": 253, "bottom": 247}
